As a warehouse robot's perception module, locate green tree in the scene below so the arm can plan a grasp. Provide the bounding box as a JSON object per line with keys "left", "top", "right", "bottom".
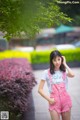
{"left": 0, "top": 0, "right": 71, "bottom": 39}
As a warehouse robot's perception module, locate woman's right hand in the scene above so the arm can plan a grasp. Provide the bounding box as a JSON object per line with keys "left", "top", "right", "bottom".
{"left": 48, "top": 98, "right": 55, "bottom": 104}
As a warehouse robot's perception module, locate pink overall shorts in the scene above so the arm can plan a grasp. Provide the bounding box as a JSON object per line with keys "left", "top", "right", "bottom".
{"left": 48, "top": 71, "right": 72, "bottom": 114}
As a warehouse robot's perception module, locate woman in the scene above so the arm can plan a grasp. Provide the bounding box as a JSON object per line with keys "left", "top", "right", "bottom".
{"left": 38, "top": 50, "right": 74, "bottom": 120}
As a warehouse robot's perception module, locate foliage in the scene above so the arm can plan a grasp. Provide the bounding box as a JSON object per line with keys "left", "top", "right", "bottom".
{"left": 0, "top": 58, "right": 37, "bottom": 117}
{"left": 0, "top": 48, "right": 80, "bottom": 65}
{"left": 0, "top": 50, "right": 31, "bottom": 62}
{"left": 0, "top": 0, "right": 71, "bottom": 39}
{"left": 30, "top": 50, "right": 51, "bottom": 64}
{"left": 31, "top": 48, "right": 80, "bottom": 64}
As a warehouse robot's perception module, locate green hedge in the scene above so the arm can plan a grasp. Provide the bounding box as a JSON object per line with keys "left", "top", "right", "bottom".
{"left": 30, "top": 50, "right": 51, "bottom": 64}
{"left": 30, "top": 48, "right": 80, "bottom": 64}
{"left": 0, "top": 48, "right": 80, "bottom": 64}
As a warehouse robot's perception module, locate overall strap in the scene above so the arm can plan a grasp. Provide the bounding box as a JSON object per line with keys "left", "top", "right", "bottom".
{"left": 48, "top": 69, "right": 52, "bottom": 83}
{"left": 62, "top": 72, "right": 66, "bottom": 80}
{"left": 48, "top": 69, "right": 59, "bottom": 92}
{"left": 48, "top": 69, "right": 53, "bottom": 93}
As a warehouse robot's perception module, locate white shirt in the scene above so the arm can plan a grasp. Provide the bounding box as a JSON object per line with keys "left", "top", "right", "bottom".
{"left": 41, "top": 69, "right": 68, "bottom": 93}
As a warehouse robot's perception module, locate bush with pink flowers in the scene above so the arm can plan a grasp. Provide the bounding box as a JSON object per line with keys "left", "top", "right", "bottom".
{"left": 0, "top": 58, "right": 37, "bottom": 119}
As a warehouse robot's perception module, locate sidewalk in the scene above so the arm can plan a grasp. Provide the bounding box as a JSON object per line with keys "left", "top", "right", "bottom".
{"left": 32, "top": 68, "right": 80, "bottom": 120}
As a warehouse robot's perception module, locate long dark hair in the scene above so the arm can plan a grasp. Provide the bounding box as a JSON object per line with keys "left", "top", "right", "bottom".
{"left": 50, "top": 50, "right": 66, "bottom": 74}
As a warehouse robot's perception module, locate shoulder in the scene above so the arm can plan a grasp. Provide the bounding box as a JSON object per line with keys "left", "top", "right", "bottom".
{"left": 61, "top": 71, "right": 67, "bottom": 79}
{"left": 41, "top": 69, "right": 49, "bottom": 80}
{"left": 43, "top": 69, "right": 49, "bottom": 75}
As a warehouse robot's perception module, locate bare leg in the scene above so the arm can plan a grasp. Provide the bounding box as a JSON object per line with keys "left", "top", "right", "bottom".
{"left": 61, "top": 110, "right": 71, "bottom": 120}
{"left": 49, "top": 110, "right": 60, "bottom": 120}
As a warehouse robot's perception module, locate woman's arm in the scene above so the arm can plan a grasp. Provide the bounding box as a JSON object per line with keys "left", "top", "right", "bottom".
{"left": 62, "top": 56, "right": 75, "bottom": 77}
{"left": 38, "top": 80, "right": 55, "bottom": 104}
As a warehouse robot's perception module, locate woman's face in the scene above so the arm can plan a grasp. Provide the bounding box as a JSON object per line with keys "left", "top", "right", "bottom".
{"left": 52, "top": 56, "right": 62, "bottom": 70}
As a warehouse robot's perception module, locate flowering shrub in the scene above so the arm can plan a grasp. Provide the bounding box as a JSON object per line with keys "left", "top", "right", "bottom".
{"left": 0, "top": 58, "right": 37, "bottom": 114}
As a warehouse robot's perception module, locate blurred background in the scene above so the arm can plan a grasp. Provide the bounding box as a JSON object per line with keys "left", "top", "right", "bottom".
{"left": 0, "top": 0, "right": 80, "bottom": 120}
{"left": 0, "top": 25, "right": 80, "bottom": 51}
{"left": 0, "top": 0, "right": 80, "bottom": 52}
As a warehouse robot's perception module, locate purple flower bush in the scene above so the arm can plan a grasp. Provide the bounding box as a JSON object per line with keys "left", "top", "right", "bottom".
{"left": 0, "top": 58, "right": 37, "bottom": 114}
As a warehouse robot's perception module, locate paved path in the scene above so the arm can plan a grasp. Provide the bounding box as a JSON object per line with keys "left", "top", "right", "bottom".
{"left": 32, "top": 68, "right": 80, "bottom": 120}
